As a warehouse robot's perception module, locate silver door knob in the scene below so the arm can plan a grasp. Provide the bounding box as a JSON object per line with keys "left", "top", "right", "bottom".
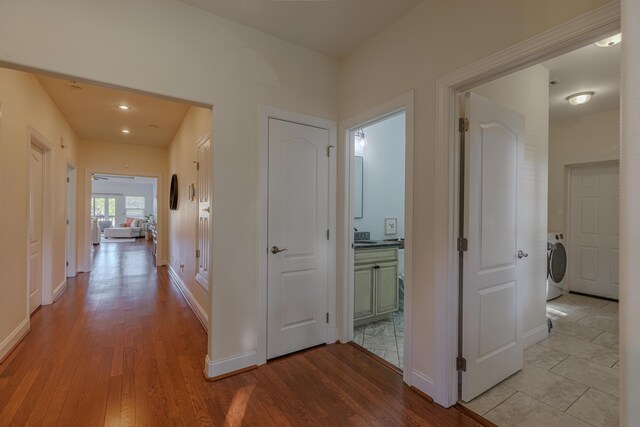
{"left": 271, "top": 246, "right": 288, "bottom": 254}
{"left": 517, "top": 250, "right": 528, "bottom": 259}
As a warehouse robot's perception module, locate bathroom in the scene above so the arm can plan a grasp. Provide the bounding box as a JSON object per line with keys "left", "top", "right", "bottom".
{"left": 352, "top": 111, "right": 406, "bottom": 370}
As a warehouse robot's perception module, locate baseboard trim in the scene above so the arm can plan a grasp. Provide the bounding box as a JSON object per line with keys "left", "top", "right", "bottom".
{"left": 523, "top": 323, "right": 549, "bottom": 348}
{"left": 0, "top": 318, "right": 30, "bottom": 363}
{"left": 411, "top": 369, "right": 436, "bottom": 400}
{"left": 167, "top": 265, "right": 208, "bottom": 331}
{"left": 204, "top": 351, "right": 258, "bottom": 380}
{"left": 53, "top": 279, "right": 68, "bottom": 302}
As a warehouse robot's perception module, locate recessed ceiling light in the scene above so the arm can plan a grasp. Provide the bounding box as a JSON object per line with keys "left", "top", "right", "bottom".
{"left": 122, "top": 129, "right": 131, "bottom": 134}
{"left": 595, "top": 33, "right": 621, "bottom": 47}
{"left": 566, "top": 91, "right": 594, "bottom": 106}
{"left": 69, "top": 84, "right": 83, "bottom": 91}
{"left": 148, "top": 124, "right": 159, "bottom": 129}
{"left": 116, "top": 104, "right": 131, "bottom": 111}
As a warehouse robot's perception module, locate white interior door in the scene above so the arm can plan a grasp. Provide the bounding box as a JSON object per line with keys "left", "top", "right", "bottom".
{"left": 29, "top": 145, "right": 44, "bottom": 313}
{"left": 66, "top": 167, "right": 76, "bottom": 278}
{"left": 569, "top": 163, "right": 619, "bottom": 299}
{"left": 461, "top": 92, "right": 525, "bottom": 402}
{"left": 267, "top": 118, "right": 329, "bottom": 359}
{"left": 196, "top": 136, "right": 211, "bottom": 288}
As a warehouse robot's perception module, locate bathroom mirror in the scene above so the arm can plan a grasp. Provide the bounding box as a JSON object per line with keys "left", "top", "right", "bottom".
{"left": 354, "top": 156, "right": 363, "bottom": 219}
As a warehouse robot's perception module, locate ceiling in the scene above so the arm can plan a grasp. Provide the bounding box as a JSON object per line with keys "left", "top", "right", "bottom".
{"left": 93, "top": 175, "right": 158, "bottom": 184}
{"left": 543, "top": 39, "right": 620, "bottom": 122}
{"left": 178, "top": 0, "right": 423, "bottom": 59}
{"left": 36, "top": 75, "right": 191, "bottom": 147}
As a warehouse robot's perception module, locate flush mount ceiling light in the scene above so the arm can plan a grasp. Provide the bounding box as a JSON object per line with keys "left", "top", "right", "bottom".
{"left": 122, "top": 128, "right": 131, "bottom": 134}
{"left": 116, "top": 104, "right": 131, "bottom": 111}
{"left": 566, "top": 91, "right": 594, "bottom": 106}
{"left": 595, "top": 33, "right": 621, "bottom": 47}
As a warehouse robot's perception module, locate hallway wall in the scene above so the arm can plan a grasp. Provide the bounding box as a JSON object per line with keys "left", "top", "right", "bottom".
{"left": 168, "top": 106, "right": 212, "bottom": 319}
{"left": 77, "top": 139, "right": 169, "bottom": 270}
{"left": 0, "top": 68, "right": 80, "bottom": 360}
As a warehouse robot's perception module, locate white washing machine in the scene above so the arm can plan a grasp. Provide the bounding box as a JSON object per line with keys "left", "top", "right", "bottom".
{"left": 547, "top": 232, "right": 567, "bottom": 300}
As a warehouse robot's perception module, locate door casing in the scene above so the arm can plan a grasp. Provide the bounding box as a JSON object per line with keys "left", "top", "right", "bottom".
{"left": 257, "top": 105, "right": 337, "bottom": 365}
{"left": 433, "top": 3, "right": 620, "bottom": 407}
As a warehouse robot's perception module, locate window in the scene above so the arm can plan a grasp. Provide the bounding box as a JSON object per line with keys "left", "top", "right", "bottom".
{"left": 91, "top": 196, "right": 116, "bottom": 225}
{"left": 125, "top": 196, "right": 146, "bottom": 218}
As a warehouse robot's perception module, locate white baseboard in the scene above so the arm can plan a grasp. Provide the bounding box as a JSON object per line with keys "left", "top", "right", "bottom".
{"left": 53, "top": 279, "right": 68, "bottom": 302}
{"left": 411, "top": 369, "right": 436, "bottom": 399}
{"left": 205, "top": 351, "right": 257, "bottom": 379}
{"left": 0, "top": 318, "right": 30, "bottom": 362}
{"left": 167, "top": 265, "right": 208, "bottom": 331}
{"left": 524, "top": 323, "right": 549, "bottom": 348}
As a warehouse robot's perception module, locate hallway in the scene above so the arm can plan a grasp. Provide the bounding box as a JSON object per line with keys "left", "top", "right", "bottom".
{"left": 0, "top": 240, "right": 482, "bottom": 426}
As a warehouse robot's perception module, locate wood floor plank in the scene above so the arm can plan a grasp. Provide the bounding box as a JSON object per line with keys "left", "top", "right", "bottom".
{"left": 0, "top": 239, "right": 483, "bottom": 426}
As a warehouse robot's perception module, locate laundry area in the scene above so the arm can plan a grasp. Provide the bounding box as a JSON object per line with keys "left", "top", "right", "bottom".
{"left": 459, "top": 34, "right": 620, "bottom": 426}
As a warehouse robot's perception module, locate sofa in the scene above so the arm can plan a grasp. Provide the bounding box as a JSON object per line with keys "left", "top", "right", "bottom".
{"left": 103, "top": 218, "right": 148, "bottom": 239}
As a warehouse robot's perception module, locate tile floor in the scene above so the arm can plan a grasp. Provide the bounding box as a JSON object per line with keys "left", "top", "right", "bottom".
{"left": 462, "top": 293, "right": 619, "bottom": 427}
{"left": 353, "top": 310, "right": 404, "bottom": 369}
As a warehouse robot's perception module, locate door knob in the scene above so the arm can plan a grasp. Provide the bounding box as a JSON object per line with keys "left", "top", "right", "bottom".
{"left": 517, "top": 250, "right": 528, "bottom": 259}
{"left": 271, "top": 246, "right": 288, "bottom": 254}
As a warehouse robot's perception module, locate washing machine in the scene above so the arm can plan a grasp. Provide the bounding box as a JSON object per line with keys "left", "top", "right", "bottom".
{"left": 547, "top": 232, "right": 567, "bottom": 300}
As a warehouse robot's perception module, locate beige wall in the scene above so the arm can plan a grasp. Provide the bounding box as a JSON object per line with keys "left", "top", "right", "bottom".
{"left": 338, "top": 0, "right": 611, "bottom": 392}
{"left": 167, "top": 106, "right": 212, "bottom": 315}
{"left": 0, "top": 68, "right": 79, "bottom": 359}
{"left": 473, "top": 64, "right": 550, "bottom": 346}
{"left": 77, "top": 139, "right": 169, "bottom": 270}
{"left": 0, "top": 0, "right": 338, "bottom": 364}
{"left": 548, "top": 108, "right": 620, "bottom": 233}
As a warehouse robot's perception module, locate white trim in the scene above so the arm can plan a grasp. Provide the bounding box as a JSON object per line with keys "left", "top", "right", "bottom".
{"left": 84, "top": 169, "right": 163, "bottom": 271}
{"left": 27, "top": 126, "right": 55, "bottom": 310}
{"left": 66, "top": 164, "right": 77, "bottom": 278}
{"left": 339, "top": 91, "right": 415, "bottom": 386}
{"left": 168, "top": 264, "right": 208, "bottom": 331}
{"left": 257, "top": 105, "right": 337, "bottom": 365}
{"left": 53, "top": 279, "right": 68, "bottom": 302}
{"left": 0, "top": 318, "right": 29, "bottom": 362}
{"left": 195, "top": 132, "right": 211, "bottom": 291}
{"left": 410, "top": 370, "right": 436, "bottom": 398}
{"left": 433, "top": 2, "right": 620, "bottom": 407}
{"left": 523, "top": 324, "right": 549, "bottom": 349}
{"left": 204, "top": 351, "right": 257, "bottom": 379}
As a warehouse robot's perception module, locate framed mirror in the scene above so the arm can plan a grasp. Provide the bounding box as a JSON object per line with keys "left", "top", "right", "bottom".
{"left": 354, "top": 156, "right": 363, "bottom": 219}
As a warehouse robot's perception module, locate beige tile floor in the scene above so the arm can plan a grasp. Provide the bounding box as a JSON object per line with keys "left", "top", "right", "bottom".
{"left": 353, "top": 310, "right": 404, "bottom": 369}
{"left": 462, "top": 293, "right": 619, "bottom": 427}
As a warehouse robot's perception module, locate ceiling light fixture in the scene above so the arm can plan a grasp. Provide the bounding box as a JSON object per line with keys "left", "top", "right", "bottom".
{"left": 566, "top": 91, "right": 594, "bottom": 106}
{"left": 122, "top": 128, "right": 131, "bottom": 134}
{"left": 595, "top": 33, "right": 621, "bottom": 47}
{"left": 355, "top": 129, "right": 366, "bottom": 148}
{"left": 116, "top": 104, "right": 131, "bottom": 111}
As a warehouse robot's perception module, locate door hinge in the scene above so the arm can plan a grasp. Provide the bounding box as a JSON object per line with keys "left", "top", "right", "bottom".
{"left": 326, "top": 312, "right": 329, "bottom": 323}
{"left": 326, "top": 229, "right": 330, "bottom": 240}
{"left": 459, "top": 117, "right": 469, "bottom": 133}
{"left": 194, "top": 161, "right": 200, "bottom": 171}
{"left": 457, "top": 237, "right": 468, "bottom": 252}
{"left": 66, "top": 219, "right": 70, "bottom": 225}
{"left": 66, "top": 177, "right": 70, "bottom": 183}
{"left": 456, "top": 357, "right": 467, "bottom": 372}
{"left": 66, "top": 261, "right": 69, "bottom": 267}
{"left": 327, "top": 145, "right": 334, "bottom": 157}
{"left": 196, "top": 249, "right": 201, "bottom": 258}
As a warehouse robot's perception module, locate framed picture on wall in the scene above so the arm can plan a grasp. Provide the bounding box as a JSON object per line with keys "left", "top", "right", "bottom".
{"left": 384, "top": 217, "right": 397, "bottom": 235}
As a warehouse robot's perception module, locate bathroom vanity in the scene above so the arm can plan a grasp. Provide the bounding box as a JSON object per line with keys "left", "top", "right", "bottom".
{"left": 354, "top": 242, "right": 401, "bottom": 326}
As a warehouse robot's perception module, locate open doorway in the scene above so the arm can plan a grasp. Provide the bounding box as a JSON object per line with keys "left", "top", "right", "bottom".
{"left": 457, "top": 33, "right": 620, "bottom": 425}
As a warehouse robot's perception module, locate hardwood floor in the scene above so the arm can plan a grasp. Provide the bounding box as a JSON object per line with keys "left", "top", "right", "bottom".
{"left": 0, "top": 239, "right": 482, "bottom": 426}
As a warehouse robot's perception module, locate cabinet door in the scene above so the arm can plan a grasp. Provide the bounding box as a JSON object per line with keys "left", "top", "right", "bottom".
{"left": 376, "top": 262, "right": 398, "bottom": 315}
{"left": 354, "top": 264, "right": 375, "bottom": 320}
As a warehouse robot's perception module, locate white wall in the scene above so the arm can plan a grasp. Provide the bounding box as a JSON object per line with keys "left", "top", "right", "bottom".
{"left": 92, "top": 180, "right": 156, "bottom": 224}
{"left": 620, "top": 0, "right": 639, "bottom": 423}
{"left": 472, "top": 64, "right": 550, "bottom": 347}
{"left": 0, "top": 0, "right": 338, "bottom": 368}
{"left": 354, "top": 112, "right": 405, "bottom": 241}
{"left": 548, "top": 108, "right": 620, "bottom": 233}
{"left": 337, "top": 0, "right": 608, "bottom": 397}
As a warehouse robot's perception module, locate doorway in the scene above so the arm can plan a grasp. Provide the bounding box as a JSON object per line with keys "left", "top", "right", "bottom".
{"left": 257, "top": 106, "right": 337, "bottom": 364}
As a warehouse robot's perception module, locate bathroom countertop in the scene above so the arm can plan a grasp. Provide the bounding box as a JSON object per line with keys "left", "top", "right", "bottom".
{"left": 354, "top": 240, "right": 404, "bottom": 249}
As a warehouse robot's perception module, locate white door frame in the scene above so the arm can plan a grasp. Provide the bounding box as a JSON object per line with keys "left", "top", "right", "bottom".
{"left": 565, "top": 159, "right": 620, "bottom": 295}
{"left": 433, "top": 2, "right": 620, "bottom": 407}
{"left": 66, "top": 164, "right": 77, "bottom": 281}
{"left": 257, "top": 105, "right": 337, "bottom": 365}
{"left": 83, "top": 169, "right": 163, "bottom": 270}
{"left": 26, "top": 126, "right": 55, "bottom": 309}
{"left": 340, "top": 91, "right": 414, "bottom": 384}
